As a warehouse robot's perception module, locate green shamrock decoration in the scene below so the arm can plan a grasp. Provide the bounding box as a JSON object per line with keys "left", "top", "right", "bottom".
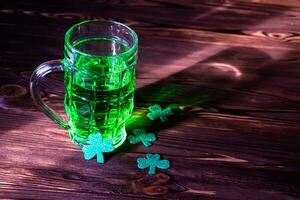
{"left": 128, "top": 128, "right": 156, "bottom": 147}
{"left": 82, "top": 131, "right": 114, "bottom": 163}
{"left": 137, "top": 153, "right": 170, "bottom": 174}
{"left": 147, "top": 104, "right": 174, "bottom": 122}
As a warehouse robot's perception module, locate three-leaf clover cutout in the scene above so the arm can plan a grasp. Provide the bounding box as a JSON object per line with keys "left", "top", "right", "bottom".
{"left": 137, "top": 153, "right": 170, "bottom": 174}
{"left": 82, "top": 131, "right": 114, "bottom": 163}
{"left": 147, "top": 104, "right": 174, "bottom": 122}
{"left": 128, "top": 128, "right": 156, "bottom": 147}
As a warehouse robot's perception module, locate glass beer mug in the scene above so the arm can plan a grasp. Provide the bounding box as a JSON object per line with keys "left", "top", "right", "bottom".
{"left": 30, "top": 20, "right": 138, "bottom": 149}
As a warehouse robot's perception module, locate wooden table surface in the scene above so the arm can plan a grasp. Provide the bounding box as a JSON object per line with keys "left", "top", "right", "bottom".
{"left": 1, "top": 0, "right": 300, "bottom": 199}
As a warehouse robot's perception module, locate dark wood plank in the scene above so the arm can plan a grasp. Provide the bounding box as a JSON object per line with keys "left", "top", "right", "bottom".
{"left": 0, "top": 0, "right": 300, "bottom": 199}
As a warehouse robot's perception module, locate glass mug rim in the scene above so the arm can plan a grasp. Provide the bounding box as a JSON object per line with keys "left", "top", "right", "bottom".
{"left": 65, "top": 19, "right": 138, "bottom": 58}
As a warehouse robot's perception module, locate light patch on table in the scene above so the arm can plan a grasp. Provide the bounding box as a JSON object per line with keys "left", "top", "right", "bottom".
{"left": 186, "top": 188, "right": 216, "bottom": 195}
{"left": 137, "top": 46, "right": 227, "bottom": 88}
{"left": 191, "top": 154, "right": 248, "bottom": 163}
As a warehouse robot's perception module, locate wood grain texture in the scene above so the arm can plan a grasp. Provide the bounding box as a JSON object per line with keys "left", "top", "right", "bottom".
{"left": 0, "top": 0, "right": 300, "bottom": 199}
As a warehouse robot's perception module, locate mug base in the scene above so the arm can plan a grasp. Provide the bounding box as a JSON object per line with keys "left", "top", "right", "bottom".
{"left": 69, "top": 126, "right": 127, "bottom": 150}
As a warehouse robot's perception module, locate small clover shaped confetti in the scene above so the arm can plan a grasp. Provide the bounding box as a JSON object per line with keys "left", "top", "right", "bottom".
{"left": 147, "top": 104, "right": 173, "bottom": 122}
{"left": 137, "top": 153, "right": 170, "bottom": 174}
{"left": 128, "top": 128, "right": 156, "bottom": 147}
{"left": 82, "top": 131, "right": 114, "bottom": 163}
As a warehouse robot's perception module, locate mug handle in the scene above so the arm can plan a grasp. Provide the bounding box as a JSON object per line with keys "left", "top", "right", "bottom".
{"left": 30, "top": 59, "right": 69, "bottom": 130}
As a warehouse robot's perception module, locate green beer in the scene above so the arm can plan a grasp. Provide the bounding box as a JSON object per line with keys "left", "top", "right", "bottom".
{"left": 64, "top": 38, "right": 136, "bottom": 146}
